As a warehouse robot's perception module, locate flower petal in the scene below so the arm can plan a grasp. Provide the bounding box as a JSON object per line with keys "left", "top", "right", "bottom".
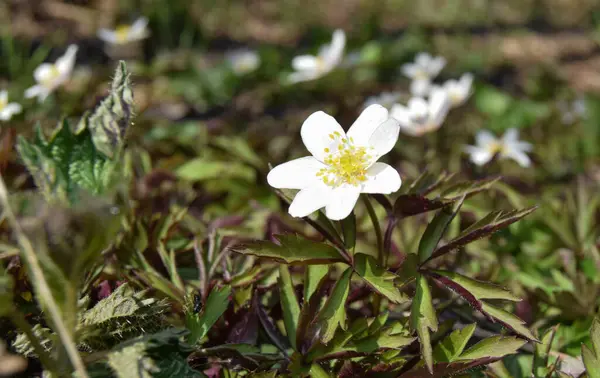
{"left": 322, "top": 29, "right": 346, "bottom": 67}
{"left": 288, "top": 184, "right": 332, "bottom": 218}
{"left": 4, "top": 103, "right": 22, "bottom": 116}
{"left": 130, "top": 17, "right": 149, "bottom": 38}
{"left": 502, "top": 128, "right": 520, "bottom": 143}
{"left": 346, "top": 104, "right": 389, "bottom": 146}
{"left": 415, "top": 52, "right": 432, "bottom": 67}
{"left": 465, "top": 146, "right": 493, "bottom": 166}
{"left": 97, "top": 29, "right": 118, "bottom": 44}
{"left": 362, "top": 163, "right": 401, "bottom": 194}
{"left": 475, "top": 130, "right": 497, "bottom": 147}
{"left": 300, "top": 111, "right": 346, "bottom": 162}
{"left": 292, "top": 55, "right": 319, "bottom": 72}
{"left": 410, "top": 79, "right": 432, "bottom": 97}
{"left": 0, "top": 90, "right": 7, "bottom": 102}
{"left": 428, "top": 56, "right": 446, "bottom": 76}
{"left": 24, "top": 85, "right": 49, "bottom": 102}
{"left": 367, "top": 118, "right": 400, "bottom": 159}
{"left": 33, "top": 64, "right": 55, "bottom": 83}
{"left": 324, "top": 185, "right": 361, "bottom": 220}
{"left": 502, "top": 149, "right": 531, "bottom": 167}
{"left": 401, "top": 63, "right": 419, "bottom": 78}
{"left": 267, "top": 156, "right": 326, "bottom": 189}
{"left": 56, "top": 45, "right": 78, "bottom": 75}
{"left": 390, "top": 104, "right": 413, "bottom": 127}
{"left": 428, "top": 89, "right": 450, "bottom": 125}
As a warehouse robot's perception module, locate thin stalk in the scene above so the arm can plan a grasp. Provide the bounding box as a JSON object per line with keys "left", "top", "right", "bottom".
{"left": 9, "top": 311, "right": 58, "bottom": 375}
{"left": 0, "top": 175, "right": 89, "bottom": 378}
{"left": 363, "top": 196, "right": 383, "bottom": 266}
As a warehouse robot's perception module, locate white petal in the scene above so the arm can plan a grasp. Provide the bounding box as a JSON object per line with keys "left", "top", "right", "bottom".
{"left": 97, "top": 29, "right": 119, "bottom": 44}
{"left": 511, "top": 140, "right": 533, "bottom": 152}
{"left": 321, "top": 29, "right": 345, "bottom": 68}
{"left": 361, "top": 163, "right": 401, "bottom": 194}
{"left": 300, "top": 111, "right": 346, "bottom": 162}
{"left": 415, "top": 53, "right": 432, "bottom": 67}
{"left": 4, "top": 103, "right": 22, "bottom": 116}
{"left": 465, "top": 146, "right": 494, "bottom": 166}
{"left": 475, "top": 130, "right": 497, "bottom": 147}
{"left": 267, "top": 156, "right": 326, "bottom": 189}
{"left": 410, "top": 79, "right": 432, "bottom": 97}
{"left": 24, "top": 85, "right": 48, "bottom": 101}
{"left": 459, "top": 73, "right": 474, "bottom": 93}
{"left": 288, "top": 184, "right": 332, "bottom": 218}
{"left": 324, "top": 185, "right": 361, "bottom": 220}
{"left": 130, "top": 17, "right": 149, "bottom": 39}
{"left": 390, "top": 104, "right": 413, "bottom": 127}
{"left": 428, "top": 89, "right": 450, "bottom": 125}
{"left": 0, "top": 90, "right": 7, "bottom": 102}
{"left": 292, "top": 55, "right": 319, "bottom": 72}
{"left": 407, "top": 97, "right": 428, "bottom": 118}
{"left": 346, "top": 104, "right": 389, "bottom": 146}
{"left": 401, "top": 63, "right": 419, "bottom": 78}
{"left": 33, "top": 63, "right": 55, "bottom": 83}
{"left": 288, "top": 71, "right": 316, "bottom": 84}
{"left": 56, "top": 45, "right": 78, "bottom": 75}
{"left": 428, "top": 56, "right": 446, "bottom": 76}
{"left": 502, "top": 128, "right": 520, "bottom": 143}
{"left": 367, "top": 118, "right": 400, "bottom": 159}
{"left": 502, "top": 149, "right": 531, "bottom": 167}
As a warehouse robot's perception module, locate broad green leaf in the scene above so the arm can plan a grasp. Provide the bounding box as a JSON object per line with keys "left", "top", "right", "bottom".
{"left": 304, "top": 265, "right": 329, "bottom": 303}
{"left": 410, "top": 275, "right": 437, "bottom": 372}
{"left": 188, "top": 285, "right": 231, "bottom": 344}
{"left": 309, "top": 363, "right": 331, "bottom": 378}
{"left": 590, "top": 317, "right": 600, "bottom": 354}
{"left": 353, "top": 253, "right": 407, "bottom": 304}
{"left": 583, "top": 344, "right": 600, "bottom": 378}
{"left": 532, "top": 326, "right": 557, "bottom": 377}
{"left": 480, "top": 302, "right": 537, "bottom": 341}
{"left": 176, "top": 158, "right": 255, "bottom": 182}
{"left": 429, "top": 270, "right": 520, "bottom": 302}
{"left": 458, "top": 336, "right": 526, "bottom": 361}
{"left": 418, "top": 197, "right": 464, "bottom": 263}
{"left": 233, "top": 235, "right": 346, "bottom": 265}
{"left": 279, "top": 265, "right": 300, "bottom": 350}
{"left": 340, "top": 213, "right": 356, "bottom": 249}
{"left": 352, "top": 329, "right": 415, "bottom": 353}
{"left": 433, "top": 324, "right": 476, "bottom": 363}
{"left": 310, "top": 268, "right": 352, "bottom": 344}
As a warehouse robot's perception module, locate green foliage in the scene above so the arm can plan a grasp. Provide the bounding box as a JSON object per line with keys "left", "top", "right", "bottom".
{"left": 233, "top": 235, "right": 347, "bottom": 264}
{"left": 186, "top": 285, "right": 231, "bottom": 344}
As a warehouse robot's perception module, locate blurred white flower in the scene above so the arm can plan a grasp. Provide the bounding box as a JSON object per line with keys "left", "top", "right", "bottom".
{"left": 390, "top": 89, "right": 450, "bottom": 136}
{"left": 288, "top": 29, "right": 346, "bottom": 84}
{"left": 267, "top": 105, "right": 401, "bottom": 220}
{"left": 97, "top": 17, "right": 150, "bottom": 45}
{"left": 558, "top": 97, "right": 587, "bottom": 125}
{"left": 435, "top": 73, "right": 474, "bottom": 108}
{"left": 363, "top": 91, "right": 402, "bottom": 111}
{"left": 401, "top": 52, "right": 446, "bottom": 97}
{"left": 24, "top": 45, "right": 78, "bottom": 103}
{"left": 226, "top": 49, "right": 260, "bottom": 75}
{"left": 464, "top": 129, "right": 533, "bottom": 167}
{"left": 0, "top": 91, "right": 22, "bottom": 121}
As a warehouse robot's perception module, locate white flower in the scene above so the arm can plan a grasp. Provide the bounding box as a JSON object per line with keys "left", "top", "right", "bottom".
{"left": 288, "top": 29, "right": 346, "bottom": 84}
{"left": 464, "top": 129, "right": 533, "bottom": 167}
{"left": 97, "top": 17, "right": 150, "bottom": 45}
{"left": 0, "top": 91, "right": 22, "bottom": 121}
{"left": 226, "top": 49, "right": 260, "bottom": 75}
{"left": 390, "top": 89, "right": 450, "bottom": 136}
{"left": 435, "top": 73, "right": 474, "bottom": 108}
{"left": 558, "top": 97, "right": 587, "bottom": 125}
{"left": 267, "top": 105, "right": 401, "bottom": 220}
{"left": 24, "top": 45, "right": 78, "bottom": 103}
{"left": 363, "top": 91, "right": 402, "bottom": 111}
{"left": 401, "top": 52, "right": 446, "bottom": 97}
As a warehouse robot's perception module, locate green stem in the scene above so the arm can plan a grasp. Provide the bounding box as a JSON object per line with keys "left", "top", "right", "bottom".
{"left": 363, "top": 196, "right": 384, "bottom": 266}
{"left": 9, "top": 311, "right": 58, "bottom": 376}
{"left": 0, "top": 175, "right": 89, "bottom": 378}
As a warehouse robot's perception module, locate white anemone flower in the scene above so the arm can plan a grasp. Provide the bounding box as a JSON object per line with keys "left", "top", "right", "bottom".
{"left": 464, "top": 129, "right": 533, "bottom": 167}
{"left": 97, "top": 17, "right": 150, "bottom": 45}
{"left": 24, "top": 45, "right": 78, "bottom": 103}
{"left": 390, "top": 89, "right": 450, "bottom": 136}
{"left": 401, "top": 52, "right": 446, "bottom": 97}
{"left": 0, "top": 91, "right": 22, "bottom": 121}
{"left": 226, "top": 49, "right": 261, "bottom": 75}
{"left": 288, "top": 29, "right": 346, "bottom": 84}
{"left": 435, "top": 73, "right": 474, "bottom": 108}
{"left": 363, "top": 91, "right": 402, "bottom": 111}
{"left": 267, "top": 105, "right": 401, "bottom": 220}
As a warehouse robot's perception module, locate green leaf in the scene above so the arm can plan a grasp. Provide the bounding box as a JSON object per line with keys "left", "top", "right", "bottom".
{"left": 0, "top": 269, "right": 14, "bottom": 317}
{"left": 304, "top": 265, "right": 329, "bottom": 303}
{"left": 433, "top": 324, "right": 476, "bottom": 363}
{"left": 352, "top": 329, "right": 415, "bottom": 353}
{"left": 279, "top": 265, "right": 301, "bottom": 350}
{"left": 458, "top": 336, "right": 526, "bottom": 361}
{"left": 532, "top": 326, "right": 557, "bottom": 377}
{"left": 479, "top": 302, "right": 537, "bottom": 341}
{"left": 176, "top": 158, "right": 255, "bottom": 182}
{"left": 418, "top": 197, "right": 464, "bottom": 263}
{"left": 309, "top": 363, "right": 331, "bottom": 378}
{"left": 583, "top": 318, "right": 600, "bottom": 378}
{"left": 340, "top": 212, "right": 356, "bottom": 249}
{"left": 310, "top": 268, "right": 352, "bottom": 344}
{"left": 353, "top": 253, "right": 407, "bottom": 304}
{"left": 429, "top": 270, "right": 521, "bottom": 302}
{"left": 187, "top": 285, "right": 231, "bottom": 344}
{"left": 233, "top": 235, "right": 347, "bottom": 265}
{"left": 439, "top": 177, "right": 500, "bottom": 201}
{"left": 410, "top": 275, "right": 438, "bottom": 372}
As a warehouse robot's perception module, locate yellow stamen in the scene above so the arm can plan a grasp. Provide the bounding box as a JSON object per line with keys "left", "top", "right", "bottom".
{"left": 115, "top": 25, "right": 131, "bottom": 43}
{"left": 318, "top": 141, "right": 372, "bottom": 188}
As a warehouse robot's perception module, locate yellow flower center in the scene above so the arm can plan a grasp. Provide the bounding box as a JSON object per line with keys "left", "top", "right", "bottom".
{"left": 115, "top": 25, "right": 131, "bottom": 43}
{"left": 487, "top": 141, "right": 505, "bottom": 155}
{"left": 0, "top": 98, "right": 6, "bottom": 111}
{"left": 316, "top": 133, "right": 372, "bottom": 187}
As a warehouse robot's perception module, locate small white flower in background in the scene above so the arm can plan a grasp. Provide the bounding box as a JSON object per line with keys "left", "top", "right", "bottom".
{"left": 267, "top": 105, "right": 401, "bottom": 220}
{"left": 558, "top": 97, "right": 587, "bottom": 125}
{"left": 97, "top": 17, "right": 150, "bottom": 45}
{"left": 390, "top": 89, "right": 450, "bottom": 136}
{"left": 288, "top": 29, "right": 346, "bottom": 84}
{"left": 434, "top": 73, "right": 474, "bottom": 108}
{"left": 226, "top": 49, "right": 261, "bottom": 75}
{"left": 25, "top": 45, "right": 78, "bottom": 103}
{"left": 401, "top": 52, "right": 446, "bottom": 97}
{"left": 0, "top": 91, "right": 22, "bottom": 121}
{"left": 464, "top": 129, "right": 533, "bottom": 167}
{"left": 363, "top": 91, "right": 402, "bottom": 111}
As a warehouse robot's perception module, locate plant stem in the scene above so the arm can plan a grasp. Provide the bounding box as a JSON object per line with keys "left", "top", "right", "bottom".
{"left": 0, "top": 175, "right": 89, "bottom": 378}
{"left": 9, "top": 311, "right": 58, "bottom": 376}
{"left": 363, "top": 196, "right": 384, "bottom": 266}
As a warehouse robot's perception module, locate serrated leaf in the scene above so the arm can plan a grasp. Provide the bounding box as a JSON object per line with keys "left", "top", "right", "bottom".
{"left": 583, "top": 344, "right": 600, "bottom": 378}
{"left": 353, "top": 253, "right": 407, "bottom": 303}
{"left": 429, "top": 270, "right": 521, "bottom": 302}
{"left": 304, "top": 265, "right": 329, "bottom": 304}
{"left": 532, "top": 326, "right": 558, "bottom": 377}
{"left": 233, "top": 235, "right": 346, "bottom": 265}
{"left": 439, "top": 177, "right": 500, "bottom": 201}
{"left": 187, "top": 285, "right": 231, "bottom": 344}
{"left": 410, "top": 275, "right": 437, "bottom": 372}
{"left": 480, "top": 302, "right": 537, "bottom": 341}
{"left": 407, "top": 171, "right": 454, "bottom": 195}
{"left": 418, "top": 198, "right": 464, "bottom": 263}
{"left": 458, "top": 336, "right": 526, "bottom": 361}
{"left": 433, "top": 324, "right": 476, "bottom": 363}
{"left": 279, "top": 265, "right": 300, "bottom": 350}
{"left": 308, "top": 268, "right": 352, "bottom": 345}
